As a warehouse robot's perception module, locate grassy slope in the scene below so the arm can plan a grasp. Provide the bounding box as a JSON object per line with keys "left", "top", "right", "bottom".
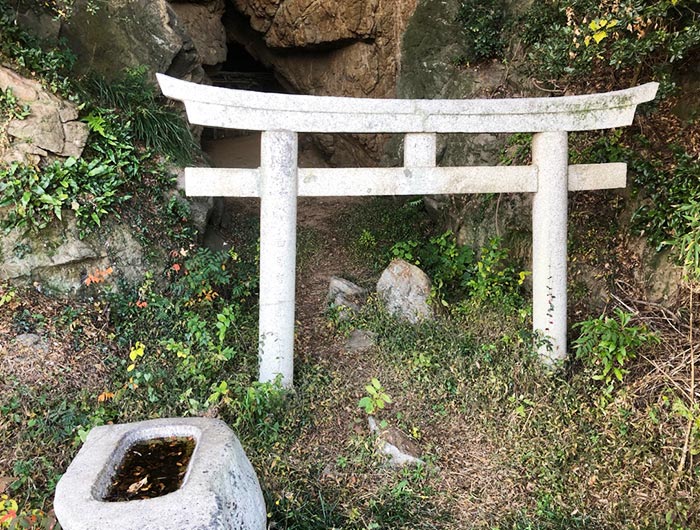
{"left": 2, "top": 195, "right": 698, "bottom": 529}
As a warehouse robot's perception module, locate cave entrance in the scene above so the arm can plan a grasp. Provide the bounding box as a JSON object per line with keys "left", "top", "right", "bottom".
{"left": 201, "top": 39, "right": 286, "bottom": 152}
{"left": 200, "top": 36, "right": 289, "bottom": 250}
{"left": 204, "top": 41, "right": 284, "bottom": 94}
{"left": 201, "top": 39, "right": 282, "bottom": 168}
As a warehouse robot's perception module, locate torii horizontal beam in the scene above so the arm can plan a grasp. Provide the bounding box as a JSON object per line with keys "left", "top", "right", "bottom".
{"left": 184, "top": 163, "right": 627, "bottom": 197}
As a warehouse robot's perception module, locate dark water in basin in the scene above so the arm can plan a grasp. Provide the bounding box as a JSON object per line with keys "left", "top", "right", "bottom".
{"left": 102, "top": 436, "right": 196, "bottom": 502}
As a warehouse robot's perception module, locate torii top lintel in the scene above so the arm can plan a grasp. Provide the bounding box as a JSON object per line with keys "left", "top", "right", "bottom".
{"left": 157, "top": 74, "right": 658, "bottom": 134}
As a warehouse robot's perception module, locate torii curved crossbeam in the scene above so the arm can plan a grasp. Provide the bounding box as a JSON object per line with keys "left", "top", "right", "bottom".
{"left": 158, "top": 74, "right": 657, "bottom": 133}
{"left": 158, "top": 74, "right": 657, "bottom": 388}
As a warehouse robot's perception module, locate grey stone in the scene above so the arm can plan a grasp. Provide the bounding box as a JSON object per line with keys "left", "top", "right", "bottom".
{"left": 15, "top": 333, "right": 49, "bottom": 354}
{"left": 60, "top": 0, "right": 205, "bottom": 82}
{"left": 328, "top": 276, "right": 367, "bottom": 314}
{"left": 0, "top": 211, "right": 155, "bottom": 296}
{"left": 15, "top": 333, "right": 41, "bottom": 347}
{"left": 170, "top": 165, "right": 215, "bottom": 236}
{"left": 54, "top": 417, "right": 266, "bottom": 530}
{"left": 344, "top": 329, "right": 376, "bottom": 353}
{"left": 376, "top": 259, "right": 433, "bottom": 324}
{"left": 170, "top": 0, "right": 227, "bottom": 66}
{"left": 7, "top": 101, "right": 64, "bottom": 153}
{"left": 17, "top": 8, "right": 61, "bottom": 41}
{"left": 61, "top": 121, "right": 90, "bottom": 158}
{"left": 368, "top": 416, "right": 424, "bottom": 468}
{"left": 0, "top": 66, "right": 88, "bottom": 162}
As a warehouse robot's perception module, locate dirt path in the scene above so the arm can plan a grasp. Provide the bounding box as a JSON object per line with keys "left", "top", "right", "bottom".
{"left": 203, "top": 134, "right": 371, "bottom": 368}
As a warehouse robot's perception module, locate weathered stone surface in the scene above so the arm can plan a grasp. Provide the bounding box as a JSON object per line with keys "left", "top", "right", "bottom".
{"left": 170, "top": 0, "right": 227, "bottom": 66}
{"left": 170, "top": 163, "right": 215, "bottom": 236}
{"left": 368, "top": 416, "right": 424, "bottom": 467}
{"left": 7, "top": 102, "right": 63, "bottom": 152}
{"left": 16, "top": 7, "right": 61, "bottom": 41}
{"left": 232, "top": 0, "right": 377, "bottom": 48}
{"left": 15, "top": 333, "right": 41, "bottom": 347}
{"left": 231, "top": 0, "right": 415, "bottom": 97}
{"left": 227, "top": 0, "right": 418, "bottom": 164}
{"left": 328, "top": 276, "right": 367, "bottom": 312}
{"left": 343, "top": 329, "right": 376, "bottom": 353}
{"left": 15, "top": 333, "right": 49, "bottom": 354}
{"left": 54, "top": 417, "right": 266, "bottom": 530}
{"left": 60, "top": 0, "right": 204, "bottom": 82}
{"left": 0, "top": 66, "right": 88, "bottom": 163}
{"left": 0, "top": 211, "right": 152, "bottom": 296}
{"left": 376, "top": 259, "right": 433, "bottom": 324}
{"left": 61, "top": 121, "right": 91, "bottom": 158}
{"left": 231, "top": 0, "right": 282, "bottom": 34}
{"left": 265, "top": 0, "right": 378, "bottom": 48}
{"left": 630, "top": 237, "right": 684, "bottom": 304}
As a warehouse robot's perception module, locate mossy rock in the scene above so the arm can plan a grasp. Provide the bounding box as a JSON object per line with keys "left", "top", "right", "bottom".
{"left": 60, "top": 0, "right": 203, "bottom": 81}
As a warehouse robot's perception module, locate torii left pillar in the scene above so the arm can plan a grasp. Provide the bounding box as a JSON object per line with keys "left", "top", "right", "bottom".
{"left": 258, "top": 130, "right": 298, "bottom": 386}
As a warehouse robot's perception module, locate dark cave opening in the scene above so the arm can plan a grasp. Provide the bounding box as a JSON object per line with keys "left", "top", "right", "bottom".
{"left": 203, "top": 40, "right": 283, "bottom": 94}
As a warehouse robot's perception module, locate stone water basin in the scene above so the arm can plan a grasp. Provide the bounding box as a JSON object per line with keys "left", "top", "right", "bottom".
{"left": 54, "top": 417, "right": 266, "bottom": 530}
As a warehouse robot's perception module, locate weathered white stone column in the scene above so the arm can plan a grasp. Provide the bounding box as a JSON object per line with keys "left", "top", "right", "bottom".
{"left": 258, "top": 130, "right": 298, "bottom": 388}
{"left": 532, "top": 131, "right": 568, "bottom": 363}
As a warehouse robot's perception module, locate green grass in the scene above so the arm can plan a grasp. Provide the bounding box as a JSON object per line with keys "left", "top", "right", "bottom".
{"left": 1, "top": 192, "right": 698, "bottom": 528}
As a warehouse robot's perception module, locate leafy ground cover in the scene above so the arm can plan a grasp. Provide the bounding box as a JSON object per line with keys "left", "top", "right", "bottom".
{"left": 1, "top": 195, "right": 698, "bottom": 529}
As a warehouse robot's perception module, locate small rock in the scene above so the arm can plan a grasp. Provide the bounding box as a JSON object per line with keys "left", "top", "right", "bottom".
{"left": 15, "top": 333, "right": 49, "bottom": 354}
{"left": 320, "top": 462, "right": 337, "bottom": 480}
{"left": 368, "top": 416, "right": 424, "bottom": 468}
{"left": 15, "top": 333, "right": 41, "bottom": 347}
{"left": 344, "top": 329, "right": 376, "bottom": 353}
{"left": 328, "top": 276, "right": 367, "bottom": 318}
{"left": 376, "top": 259, "right": 433, "bottom": 324}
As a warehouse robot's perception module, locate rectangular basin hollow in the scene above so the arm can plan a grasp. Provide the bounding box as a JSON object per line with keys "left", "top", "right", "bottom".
{"left": 101, "top": 436, "right": 196, "bottom": 502}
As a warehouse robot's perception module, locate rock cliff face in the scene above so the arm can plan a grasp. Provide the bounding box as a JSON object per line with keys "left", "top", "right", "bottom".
{"left": 170, "top": 0, "right": 227, "bottom": 67}
{"left": 227, "top": 0, "right": 417, "bottom": 97}
{"left": 233, "top": 0, "right": 378, "bottom": 49}
{"left": 228, "top": 0, "right": 417, "bottom": 99}
{"left": 397, "top": 0, "right": 522, "bottom": 249}
{"left": 225, "top": 0, "right": 417, "bottom": 164}
{"left": 0, "top": 211, "right": 151, "bottom": 296}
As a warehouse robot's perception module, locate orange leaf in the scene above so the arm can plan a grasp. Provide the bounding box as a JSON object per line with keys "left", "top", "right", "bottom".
{"left": 97, "top": 391, "right": 115, "bottom": 402}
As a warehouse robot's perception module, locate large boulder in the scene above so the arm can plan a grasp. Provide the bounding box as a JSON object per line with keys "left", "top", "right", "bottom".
{"left": 376, "top": 259, "right": 433, "bottom": 324}
{"left": 60, "top": 0, "right": 205, "bottom": 81}
{"left": 0, "top": 66, "right": 88, "bottom": 165}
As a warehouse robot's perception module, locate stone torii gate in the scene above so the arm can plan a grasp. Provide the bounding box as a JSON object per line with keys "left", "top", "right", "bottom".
{"left": 158, "top": 74, "right": 657, "bottom": 388}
